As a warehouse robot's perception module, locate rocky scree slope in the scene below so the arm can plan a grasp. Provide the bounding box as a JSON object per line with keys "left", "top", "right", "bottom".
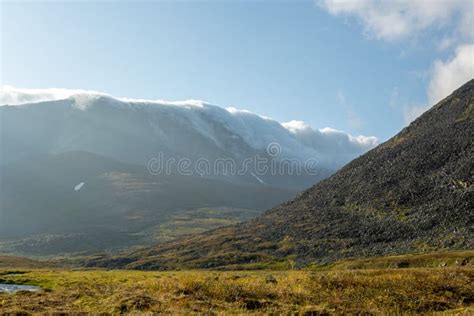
{"left": 87, "top": 80, "right": 474, "bottom": 270}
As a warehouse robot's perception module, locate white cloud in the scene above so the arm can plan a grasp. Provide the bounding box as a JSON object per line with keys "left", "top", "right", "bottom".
{"left": 428, "top": 44, "right": 474, "bottom": 104}
{"left": 459, "top": 7, "right": 474, "bottom": 39}
{"left": 282, "top": 121, "right": 378, "bottom": 165}
{"left": 399, "top": 49, "right": 473, "bottom": 124}
{"left": 0, "top": 85, "right": 107, "bottom": 106}
{"left": 320, "top": 0, "right": 473, "bottom": 42}
{"left": 282, "top": 120, "right": 312, "bottom": 133}
{"left": 397, "top": 45, "right": 474, "bottom": 123}
{"left": 282, "top": 121, "right": 377, "bottom": 149}
{"left": 1, "top": 86, "right": 378, "bottom": 169}
{"left": 319, "top": 127, "right": 378, "bottom": 147}
{"left": 0, "top": 85, "right": 208, "bottom": 109}
{"left": 320, "top": 0, "right": 474, "bottom": 124}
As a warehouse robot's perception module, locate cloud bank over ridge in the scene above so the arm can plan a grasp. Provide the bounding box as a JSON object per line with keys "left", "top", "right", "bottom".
{"left": 0, "top": 85, "right": 378, "bottom": 170}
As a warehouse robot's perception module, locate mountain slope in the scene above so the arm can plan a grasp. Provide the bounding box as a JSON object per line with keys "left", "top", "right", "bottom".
{"left": 90, "top": 79, "right": 474, "bottom": 269}
{"left": 0, "top": 88, "right": 379, "bottom": 255}
{"left": 0, "top": 90, "right": 377, "bottom": 190}
{"left": 0, "top": 151, "right": 296, "bottom": 255}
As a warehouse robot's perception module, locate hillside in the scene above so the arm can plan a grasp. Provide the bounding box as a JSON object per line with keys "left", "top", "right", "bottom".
{"left": 88, "top": 79, "right": 474, "bottom": 269}
{"left": 0, "top": 89, "right": 376, "bottom": 256}
{"left": 0, "top": 91, "right": 376, "bottom": 190}
{"left": 0, "top": 256, "right": 49, "bottom": 269}
{"left": 0, "top": 151, "right": 296, "bottom": 255}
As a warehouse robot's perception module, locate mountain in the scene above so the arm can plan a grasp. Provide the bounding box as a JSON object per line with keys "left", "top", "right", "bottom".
{"left": 0, "top": 88, "right": 377, "bottom": 190}
{"left": 89, "top": 79, "right": 474, "bottom": 269}
{"left": 0, "top": 87, "right": 377, "bottom": 255}
{"left": 0, "top": 151, "right": 296, "bottom": 255}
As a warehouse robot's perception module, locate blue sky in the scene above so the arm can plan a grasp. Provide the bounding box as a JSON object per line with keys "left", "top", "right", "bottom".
{"left": 1, "top": 1, "right": 473, "bottom": 141}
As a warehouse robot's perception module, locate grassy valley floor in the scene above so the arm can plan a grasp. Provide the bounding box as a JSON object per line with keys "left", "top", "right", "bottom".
{"left": 0, "top": 252, "right": 473, "bottom": 314}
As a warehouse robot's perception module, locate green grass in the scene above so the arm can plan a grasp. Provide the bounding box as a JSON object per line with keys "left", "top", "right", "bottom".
{"left": 0, "top": 256, "right": 51, "bottom": 269}
{"left": 152, "top": 207, "right": 256, "bottom": 242}
{"left": 307, "top": 250, "right": 474, "bottom": 270}
{"left": 0, "top": 251, "right": 473, "bottom": 314}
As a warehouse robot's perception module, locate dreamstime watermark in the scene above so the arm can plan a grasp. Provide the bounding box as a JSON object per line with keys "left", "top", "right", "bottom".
{"left": 147, "top": 142, "right": 319, "bottom": 177}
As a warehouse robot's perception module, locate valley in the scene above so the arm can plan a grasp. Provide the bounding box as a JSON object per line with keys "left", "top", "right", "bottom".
{"left": 0, "top": 207, "right": 262, "bottom": 257}
{"left": 0, "top": 79, "right": 473, "bottom": 315}
{"left": 2, "top": 1, "right": 474, "bottom": 314}
{"left": 0, "top": 251, "right": 473, "bottom": 314}
{"left": 0, "top": 151, "right": 296, "bottom": 256}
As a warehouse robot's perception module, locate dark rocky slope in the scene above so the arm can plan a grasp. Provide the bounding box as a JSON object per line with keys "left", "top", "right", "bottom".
{"left": 88, "top": 80, "right": 474, "bottom": 269}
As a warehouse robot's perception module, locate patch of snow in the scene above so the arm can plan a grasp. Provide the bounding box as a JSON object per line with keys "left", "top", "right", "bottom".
{"left": 251, "top": 172, "right": 266, "bottom": 184}
{"left": 74, "top": 182, "right": 85, "bottom": 192}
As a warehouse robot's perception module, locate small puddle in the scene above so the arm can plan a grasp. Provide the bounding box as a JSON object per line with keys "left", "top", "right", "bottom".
{"left": 0, "top": 283, "right": 41, "bottom": 293}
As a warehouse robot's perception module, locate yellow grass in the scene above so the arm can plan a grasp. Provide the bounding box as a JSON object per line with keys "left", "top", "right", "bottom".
{"left": 1, "top": 266, "right": 473, "bottom": 314}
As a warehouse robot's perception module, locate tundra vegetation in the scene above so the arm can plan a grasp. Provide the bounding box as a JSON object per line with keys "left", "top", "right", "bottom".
{"left": 0, "top": 251, "right": 473, "bottom": 314}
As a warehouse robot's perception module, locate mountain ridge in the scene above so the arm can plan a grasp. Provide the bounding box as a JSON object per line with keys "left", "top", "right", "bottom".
{"left": 87, "top": 79, "right": 474, "bottom": 270}
{"left": 0, "top": 87, "right": 377, "bottom": 188}
{"left": 0, "top": 87, "right": 378, "bottom": 255}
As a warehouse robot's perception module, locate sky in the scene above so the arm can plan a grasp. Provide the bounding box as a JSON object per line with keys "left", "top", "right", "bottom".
{"left": 1, "top": 0, "right": 473, "bottom": 141}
